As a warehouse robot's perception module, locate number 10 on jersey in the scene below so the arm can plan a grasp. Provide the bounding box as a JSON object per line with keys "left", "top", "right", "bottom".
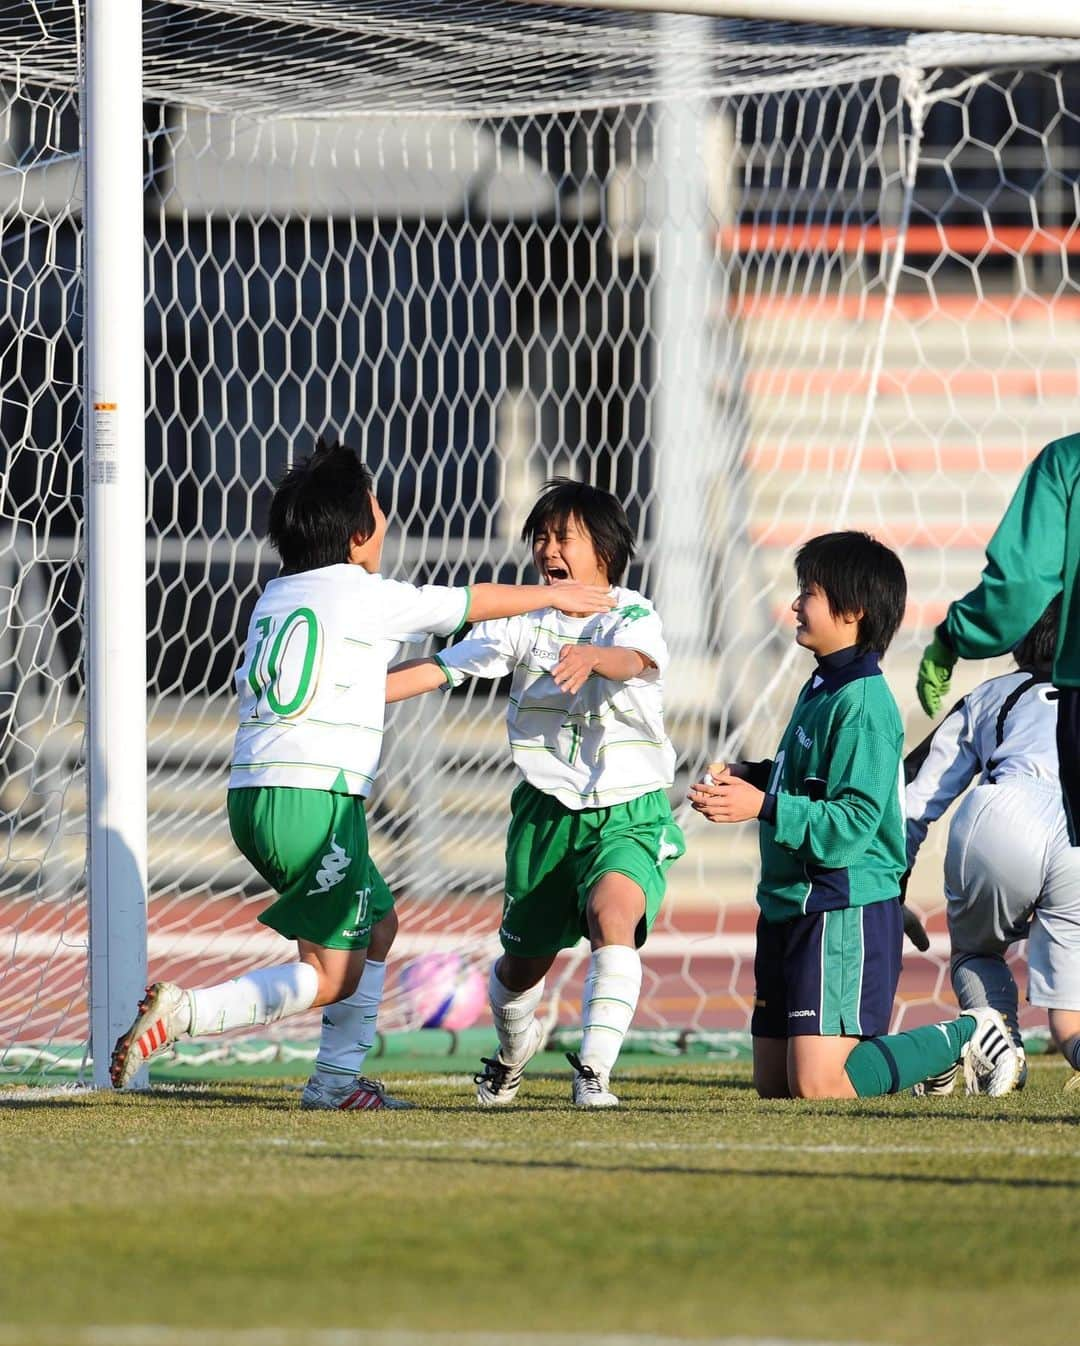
{"left": 246, "top": 606, "right": 324, "bottom": 719}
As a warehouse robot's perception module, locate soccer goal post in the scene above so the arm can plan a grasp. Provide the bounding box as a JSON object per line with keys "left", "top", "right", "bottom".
{"left": 522, "top": 0, "right": 1080, "bottom": 42}
{"left": 3, "top": 2, "right": 1080, "bottom": 1082}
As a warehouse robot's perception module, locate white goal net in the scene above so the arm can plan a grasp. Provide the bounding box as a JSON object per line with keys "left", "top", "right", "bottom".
{"left": 3, "top": 2, "right": 1080, "bottom": 1077}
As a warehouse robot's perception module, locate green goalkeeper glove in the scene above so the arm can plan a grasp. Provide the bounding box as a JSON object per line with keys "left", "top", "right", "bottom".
{"left": 916, "top": 632, "right": 957, "bottom": 717}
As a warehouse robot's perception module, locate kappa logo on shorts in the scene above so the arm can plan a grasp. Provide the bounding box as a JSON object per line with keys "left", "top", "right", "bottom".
{"left": 306, "top": 834, "right": 351, "bottom": 895}
{"left": 656, "top": 838, "right": 682, "bottom": 866}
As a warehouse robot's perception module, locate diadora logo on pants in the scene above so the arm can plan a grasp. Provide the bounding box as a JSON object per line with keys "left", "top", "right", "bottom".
{"left": 307, "top": 834, "right": 351, "bottom": 895}
{"left": 788, "top": 1008, "right": 817, "bottom": 1018}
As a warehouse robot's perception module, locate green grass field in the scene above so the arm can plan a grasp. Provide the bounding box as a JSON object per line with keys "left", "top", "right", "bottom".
{"left": 3, "top": 1054, "right": 1079, "bottom": 1346}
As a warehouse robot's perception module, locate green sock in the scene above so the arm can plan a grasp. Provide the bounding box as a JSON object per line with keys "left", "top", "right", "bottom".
{"left": 844, "top": 1018, "right": 976, "bottom": 1097}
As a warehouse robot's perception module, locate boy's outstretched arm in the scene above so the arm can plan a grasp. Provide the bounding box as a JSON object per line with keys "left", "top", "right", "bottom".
{"left": 552, "top": 645, "right": 651, "bottom": 695}
{"left": 916, "top": 438, "right": 1070, "bottom": 714}
{"left": 466, "top": 580, "right": 612, "bottom": 623}
{"left": 386, "top": 658, "right": 447, "bottom": 704}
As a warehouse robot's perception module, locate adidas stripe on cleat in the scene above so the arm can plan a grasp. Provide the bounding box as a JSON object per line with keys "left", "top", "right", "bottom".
{"left": 109, "top": 981, "right": 191, "bottom": 1089}
{"left": 300, "top": 1074, "right": 412, "bottom": 1111}
{"left": 960, "top": 1006, "right": 1022, "bottom": 1098}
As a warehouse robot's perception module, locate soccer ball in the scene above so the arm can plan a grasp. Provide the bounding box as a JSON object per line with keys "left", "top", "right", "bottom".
{"left": 398, "top": 952, "right": 487, "bottom": 1030}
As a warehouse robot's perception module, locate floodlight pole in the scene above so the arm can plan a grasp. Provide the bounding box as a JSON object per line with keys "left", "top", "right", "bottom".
{"left": 84, "top": 0, "right": 149, "bottom": 1088}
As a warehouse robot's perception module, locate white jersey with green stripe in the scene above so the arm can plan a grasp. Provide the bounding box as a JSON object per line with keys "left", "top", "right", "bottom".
{"left": 435, "top": 587, "right": 675, "bottom": 811}
{"left": 230, "top": 564, "right": 468, "bottom": 796}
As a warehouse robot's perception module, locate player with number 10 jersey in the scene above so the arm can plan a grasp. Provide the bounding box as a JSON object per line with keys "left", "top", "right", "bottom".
{"left": 108, "top": 440, "right": 613, "bottom": 1108}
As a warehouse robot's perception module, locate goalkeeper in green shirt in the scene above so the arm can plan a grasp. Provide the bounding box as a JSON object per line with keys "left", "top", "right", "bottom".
{"left": 917, "top": 432, "right": 1080, "bottom": 843}
{"left": 690, "top": 532, "right": 1022, "bottom": 1100}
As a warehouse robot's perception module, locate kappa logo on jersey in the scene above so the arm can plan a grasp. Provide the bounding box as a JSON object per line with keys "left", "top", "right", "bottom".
{"left": 306, "top": 834, "right": 352, "bottom": 895}
{"left": 617, "top": 604, "right": 650, "bottom": 623}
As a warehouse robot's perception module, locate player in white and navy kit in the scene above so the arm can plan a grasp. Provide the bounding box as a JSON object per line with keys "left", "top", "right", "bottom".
{"left": 109, "top": 441, "right": 613, "bottom": 1103}
{"left": 905, "top": 597, "right": 1080, "bottom": 1090}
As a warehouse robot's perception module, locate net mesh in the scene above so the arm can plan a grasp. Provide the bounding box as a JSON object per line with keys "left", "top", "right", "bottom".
{"left": 3, "top": 1, "right": 1080, "bottom": 1076}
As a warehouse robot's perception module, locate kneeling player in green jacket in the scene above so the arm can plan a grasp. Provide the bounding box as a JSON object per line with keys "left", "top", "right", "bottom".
{"left": 690, "top": 532, "right": 1022, "bottom": 1100}
{"left": 916, "top": 432, "right": 1080, "bottom": 844}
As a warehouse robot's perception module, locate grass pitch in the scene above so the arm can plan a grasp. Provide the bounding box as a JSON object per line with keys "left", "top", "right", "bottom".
{"left": 3, "top": 1055, "right": 1079, "bottom": 1346}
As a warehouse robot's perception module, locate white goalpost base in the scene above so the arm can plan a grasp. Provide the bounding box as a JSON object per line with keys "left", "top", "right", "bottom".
{"left": 1, "top": 3, "right": 1079, "bottom": 1079}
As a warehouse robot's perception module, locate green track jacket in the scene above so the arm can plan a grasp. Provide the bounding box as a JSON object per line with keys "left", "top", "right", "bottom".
{"left": 942, "top": 433, "right": 1080, "bottom": 687}
{"left": 757, "top": 650, "right": 907, "bottom": 923}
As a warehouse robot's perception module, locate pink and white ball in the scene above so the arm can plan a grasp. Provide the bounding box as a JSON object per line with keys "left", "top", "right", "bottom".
{"left": 399, "top": 952, "right": 487, "bottom": 1030}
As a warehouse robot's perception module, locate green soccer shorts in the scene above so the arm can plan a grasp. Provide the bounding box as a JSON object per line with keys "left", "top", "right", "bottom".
{"left": 227, "top": 786, "right": 393, "bottom": 951}
{"left": 499, "top": 781, "right": 686, "bottom": 958}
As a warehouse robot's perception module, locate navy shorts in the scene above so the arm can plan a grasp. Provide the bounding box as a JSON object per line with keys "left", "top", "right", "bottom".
{"left": 751, "top": 899, "right": 903, "bottom": 1039}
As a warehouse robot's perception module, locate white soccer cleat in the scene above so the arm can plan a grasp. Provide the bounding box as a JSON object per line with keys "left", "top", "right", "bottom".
{"left": 474, "top": 1019, "right": 545, "bottom": 1107}
{"left": 960, "top": 1007, "right": 1022, "bottom": 1097}
{"left": 300, "top": 1074, "right": 412, "bottom": 1111}
{"left": 912, "top": 1064, "right": 958, "bottom": 1097}
{"left": 109, "top": 981, "right": 191, "bottom": 1088}
{"left": 567, "top": 1051, "right": 619, "bottom": 1109}
{"left": 1063, "top": 1068, "right": 1080, "bottom": 1094}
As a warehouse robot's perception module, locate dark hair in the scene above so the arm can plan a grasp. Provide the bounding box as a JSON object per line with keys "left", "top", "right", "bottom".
{"left": 521, "top": 477, "right": 635, "bottom": 583}
{"left": 268, "top": 438, "right": 375, "bottom": 574}
{"left": 795, "top": 530, "right": 907, "bottom": 654}
{"left": 1014, "top": 595, "right": 1061, "bottom": 671}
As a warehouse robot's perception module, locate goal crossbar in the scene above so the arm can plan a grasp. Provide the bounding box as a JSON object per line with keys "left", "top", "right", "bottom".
{"left": 520, "top": 0, "right": 1080, "bottom": 42}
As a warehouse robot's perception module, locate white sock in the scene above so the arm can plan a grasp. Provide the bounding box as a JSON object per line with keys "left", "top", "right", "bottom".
{"left": 579, "top": 945, "right": 642, "bottom": 1078}
{"left": 314, "top": 958, "right": 386, "bottom": 1080}
{"left": 188, "top": 962, "right": 320, "bottom": 1037}
{"left": 489, "top": 964, "right": 544, "bottom": 1062}
{"left": 952, "top": 953, "right": 1022, "bottom": 1048}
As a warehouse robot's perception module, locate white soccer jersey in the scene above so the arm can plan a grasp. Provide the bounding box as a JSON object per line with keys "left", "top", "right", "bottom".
{"left": 435, "top": 586, "right": 675, "bottom": 811}
{"left": 905, "top": 669, "right": 1060, "bottom": 863}
{"left": 229, "top": 564, "right": 468, "bottom": 796}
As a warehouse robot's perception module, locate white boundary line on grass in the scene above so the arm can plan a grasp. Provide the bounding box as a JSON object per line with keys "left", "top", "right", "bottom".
{"left": 0, "top": 1331, "right": 895, "bottom": 1346}
{"left": 249, "top": 1135, "right": 1068, "bottom": 1160}
{"left": 48, "top": 1134, "right": 1067, "bottom": 1161}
